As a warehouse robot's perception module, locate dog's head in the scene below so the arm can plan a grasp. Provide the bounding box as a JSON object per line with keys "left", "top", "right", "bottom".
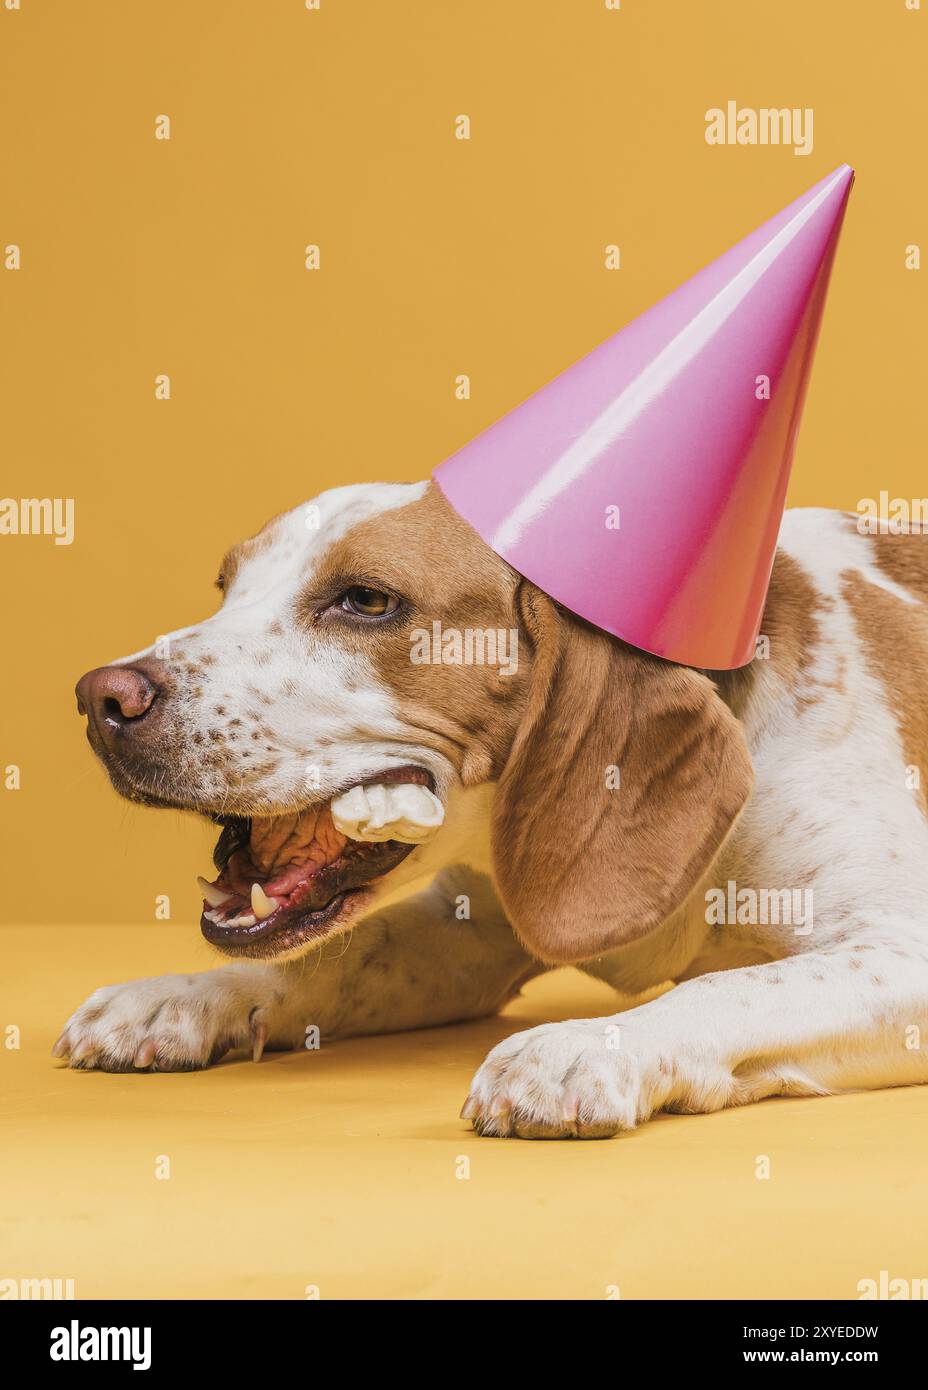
{"left": 77, "top": 481, "right": 753, "bottom": 962}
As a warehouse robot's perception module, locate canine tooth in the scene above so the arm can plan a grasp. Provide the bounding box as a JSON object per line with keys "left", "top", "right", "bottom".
{"left": 197, "top": 875, "right": 232, "bottom": 908}
{"left": 331, "top": 782, "right": 445, "bottom": 844}
{"left": 251, "top": 882, "right": 279, "bottom": 921}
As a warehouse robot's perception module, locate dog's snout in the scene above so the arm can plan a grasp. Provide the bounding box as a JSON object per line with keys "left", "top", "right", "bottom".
{"left": 76, "top": 666, "right": 159, "bottom": 743}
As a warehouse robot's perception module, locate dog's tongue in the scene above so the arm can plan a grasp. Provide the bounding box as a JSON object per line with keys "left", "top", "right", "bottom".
{"left": 226, "top": 806, "right": 348, "bottom": 898}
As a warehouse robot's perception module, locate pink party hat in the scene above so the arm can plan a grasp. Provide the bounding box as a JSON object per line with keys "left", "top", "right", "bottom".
{"left": 434, "top": 165, "right": 854, "bottom": 669}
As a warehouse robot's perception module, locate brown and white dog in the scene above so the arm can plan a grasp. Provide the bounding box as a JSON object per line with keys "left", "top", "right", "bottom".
{"left": 61, "top": 482, "right": 928, "bottom": 1138}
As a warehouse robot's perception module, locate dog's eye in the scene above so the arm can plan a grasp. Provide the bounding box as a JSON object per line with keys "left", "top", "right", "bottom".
{"left": 341, "top": 586, "right": 397, "bottom": 618}
{"left": 215, "top": 573, "right": 225, "bottom": 593}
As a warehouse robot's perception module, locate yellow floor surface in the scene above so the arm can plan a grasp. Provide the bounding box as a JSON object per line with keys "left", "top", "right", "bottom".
{"left": 3, "top": 924, "right": 927, "bottom": 1301}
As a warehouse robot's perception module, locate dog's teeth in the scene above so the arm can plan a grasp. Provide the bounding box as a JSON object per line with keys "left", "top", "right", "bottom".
{"left": 197, "top": 875, "right": 232, "bottom": 907}
{"left": 331, "top": 782, "right": 445, "bottom": 844}
{"left": 225, "top": 912, "right": 257, "bottom": 928}
{"left": 251, "top": 882, "right": 279, "bottom": 921}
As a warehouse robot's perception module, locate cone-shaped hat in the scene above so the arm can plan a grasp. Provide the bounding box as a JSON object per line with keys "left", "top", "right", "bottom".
{"left": 434, "top": 165, "right": 854, "bottom": 669}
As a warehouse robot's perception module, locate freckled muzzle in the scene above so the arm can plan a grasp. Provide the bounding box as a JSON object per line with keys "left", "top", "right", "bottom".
{"left": 76, "top": 658, "right": 447, "bottom": 959}
{"left": 75, "top": 659, "right": 207, "bottom": 807}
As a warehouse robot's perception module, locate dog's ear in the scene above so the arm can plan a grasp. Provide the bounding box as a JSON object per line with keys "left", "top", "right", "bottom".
{"left": 491, "top": 584, "right": 754, "bottom": 963}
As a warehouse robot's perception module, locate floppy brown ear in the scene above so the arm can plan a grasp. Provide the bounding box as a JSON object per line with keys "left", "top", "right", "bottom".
{"left": 491, "top": 585, "right": 754, "bottom": 963}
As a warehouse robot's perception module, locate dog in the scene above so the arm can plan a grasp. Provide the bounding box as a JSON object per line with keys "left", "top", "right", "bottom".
{"left": 59, "top": 481, "right": 928, "bottom": 1138}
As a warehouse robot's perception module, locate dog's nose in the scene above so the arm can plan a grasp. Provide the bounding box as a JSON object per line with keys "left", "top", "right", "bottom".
{"left": 76, "top": 666, "right": 159, "bottom": 743}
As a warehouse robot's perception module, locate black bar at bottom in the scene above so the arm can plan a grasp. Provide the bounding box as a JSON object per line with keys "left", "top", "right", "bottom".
{"left": 1, "top": 1298, "right": 922, "bottom": 1373}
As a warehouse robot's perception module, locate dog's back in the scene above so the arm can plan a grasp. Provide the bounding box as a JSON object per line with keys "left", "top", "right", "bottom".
{"left": 711, "top": 508, "right": 928, "bottom": 944}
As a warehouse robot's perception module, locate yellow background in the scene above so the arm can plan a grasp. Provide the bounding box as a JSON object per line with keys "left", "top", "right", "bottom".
{"left": 2, "top": 0, "right": 926, "bottom": 927}
{"left": 2, "top": 1, "right": 927, "bottom": 1302}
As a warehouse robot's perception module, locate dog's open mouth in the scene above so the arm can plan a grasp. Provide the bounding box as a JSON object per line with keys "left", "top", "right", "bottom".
{"left": 198, "top": 767, "right": 440, "bottom": 958}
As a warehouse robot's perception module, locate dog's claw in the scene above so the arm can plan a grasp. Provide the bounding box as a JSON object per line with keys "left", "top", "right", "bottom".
{"left": 251, "top": 1010, "right": 268, "bottom": 1063}
{"left": 459, "top": 1094, "right": 477, "bottom": 1121}
{"left": 51, "top": 1033, "right": 70, "bottom": 1059}
{"left": 134, "top": 1038, "right": 157, "bottom": 1069}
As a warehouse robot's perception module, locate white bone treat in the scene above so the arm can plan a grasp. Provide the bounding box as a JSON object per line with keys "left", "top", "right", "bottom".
{"left": 331, "top": 782, "right": 445, "bottom": 844}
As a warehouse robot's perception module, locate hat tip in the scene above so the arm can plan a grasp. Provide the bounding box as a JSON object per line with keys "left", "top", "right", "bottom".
{"left": 820, "top": 163, "right": 854, "bottom": 199}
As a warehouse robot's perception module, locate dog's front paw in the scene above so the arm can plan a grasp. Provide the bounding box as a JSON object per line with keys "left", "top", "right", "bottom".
{"left": 461, "top": 1018, "right": 670, "bottom": 1139}
{"left": 53, "top": 971, "right": 280, "bottom": 1073}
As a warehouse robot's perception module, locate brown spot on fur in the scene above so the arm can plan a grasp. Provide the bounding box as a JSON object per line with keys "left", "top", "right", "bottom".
{"left": 304, "top": 484, "right": 530, "bottom": 783}
{"left": 843, "top": 565, "right": 928, "bottom": 816}
{"left": 709, "top": 551, "right": 825, "bottom": 721}
{"left": 863, "top": 522, "right": 928, "bottom": 604}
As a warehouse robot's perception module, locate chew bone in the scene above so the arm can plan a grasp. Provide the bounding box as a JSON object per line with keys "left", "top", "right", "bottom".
{"left": 331, "top": 782, "right": 444, "bottom": 844}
